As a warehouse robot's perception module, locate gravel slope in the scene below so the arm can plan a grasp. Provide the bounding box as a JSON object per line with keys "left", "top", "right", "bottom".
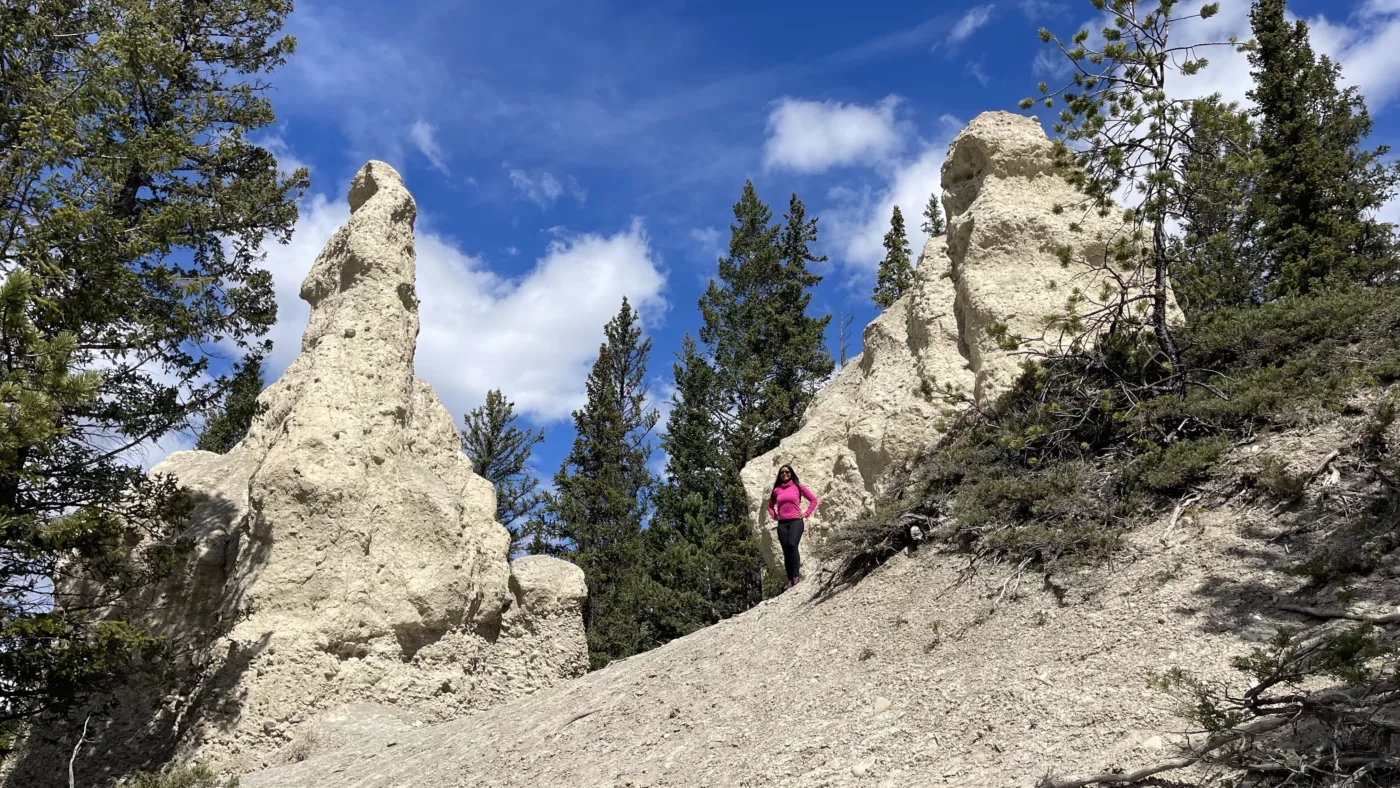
{"left": 245, "top": 433, "right": 1378, "bottom": 788}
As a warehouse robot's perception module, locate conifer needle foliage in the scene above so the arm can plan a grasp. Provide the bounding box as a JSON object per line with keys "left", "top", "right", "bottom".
{"left": 0, "top": 0, "right": 304, "bottom": 725}
{"left": 873, "top": 205, "right": 914, "bottom": 309}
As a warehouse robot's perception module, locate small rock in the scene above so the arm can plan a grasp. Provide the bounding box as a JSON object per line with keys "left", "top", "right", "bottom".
{"left": 1141, "top": 735, "right": 1165, "bottom": 752}
{"left": 852, "top": 760, "right": 870, "bottom": 777}
{"left": 873, "top": 696, "right": 892, "bottom": 714}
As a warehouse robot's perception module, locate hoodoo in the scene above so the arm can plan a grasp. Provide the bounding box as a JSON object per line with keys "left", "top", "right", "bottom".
{"left": 742, "top": 112, "right": 1160, "bottom": 575}
{"left": 5, "top": 162, "right": 587, "bottom": 786}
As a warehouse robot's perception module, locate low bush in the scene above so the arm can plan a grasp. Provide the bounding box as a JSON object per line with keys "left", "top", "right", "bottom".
{"left": 818, "top": 286, "right": 1400, "bottom": 595}
{"left": 126, "top": 764, "right": 238, "bottom": 788}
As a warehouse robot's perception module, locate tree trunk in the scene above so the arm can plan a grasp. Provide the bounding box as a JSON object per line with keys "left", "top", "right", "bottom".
{"left": 1152, "top": 221, "right": 1180, "bottom": 374}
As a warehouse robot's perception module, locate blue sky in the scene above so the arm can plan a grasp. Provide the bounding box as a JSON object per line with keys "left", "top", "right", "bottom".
{"left": 154, "top": 0, "right": 1400, "bottom": 482}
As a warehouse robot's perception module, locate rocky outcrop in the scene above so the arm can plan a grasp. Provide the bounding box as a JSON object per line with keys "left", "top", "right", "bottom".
{"left": 4, "top": 162, "right": 587, "bottom": 786}
{"left": 942, "top": 111, "right": 1154, "bottom": 401}
{"left": 743, "top": 111, "right": 1161, "bottom": 577}
{"left": 239, "top": 424, "right": 1366, "bottom": 787}
{"left": 739, "top": 235, "right": 973, "bottom": 574}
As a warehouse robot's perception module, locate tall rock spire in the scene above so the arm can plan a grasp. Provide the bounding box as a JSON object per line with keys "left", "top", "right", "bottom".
{"left": 4, "top": 162, "right": 588, "bottom": 787}
{"left": 741, "top": 112, "right": 1172, "bottom": 579}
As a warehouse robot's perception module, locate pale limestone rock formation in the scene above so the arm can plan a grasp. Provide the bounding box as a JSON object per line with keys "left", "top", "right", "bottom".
{"left": 742, "top": 111, "right": 1160, "bottom": 578}
{"left": 3, "top": 162, "right": 587, "bottom": 787}
{"left": 739, "top": 236, "right": 972, "bottom": 574}
{"left": 942, "top": 111, "right": 1152, "bottom": 401}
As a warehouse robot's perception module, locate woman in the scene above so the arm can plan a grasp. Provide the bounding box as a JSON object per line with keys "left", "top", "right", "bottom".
{"left": 767, "top": 464, "right": 818, "bottom": 588}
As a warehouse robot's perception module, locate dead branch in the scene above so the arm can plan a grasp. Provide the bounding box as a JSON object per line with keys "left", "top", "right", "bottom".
{"left": 1039, "top": 714, "right": 1292, "bottom": 788}
{"left": 1160, "top": 493, "right": 1202, "bottom": 546}
{"left": 68, "top": 714, "right": 91, "bottom": 788}
{"left": 1280, "top": 603, "right": 1400, "bottom": 625}
{"left": 995, "top": 555, "right": 1035, "bottom": 604}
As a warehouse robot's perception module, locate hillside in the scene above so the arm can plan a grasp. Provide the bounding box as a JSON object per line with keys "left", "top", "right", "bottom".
{"left": 245, "top": 410, "right": 1398, "bottom": 787}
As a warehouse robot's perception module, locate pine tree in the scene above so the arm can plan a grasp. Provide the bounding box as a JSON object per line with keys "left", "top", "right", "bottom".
{"left": 872, "top": 205, "right": 914, "bottom": 308}
{"left": 195, "top": 356, "right": 266, "bottom": 454}
{"left": 461, "top": 390, "right": 545, "bottom": 554}
{"left": 921, "top": 193, "right": 946, "bottom": 237}
{"left": 543, "top": 299, "right": 658, "bottom": 668}
{"left": 0, "top": 0, "right": 303, "bottom": 723}
{"left": 772, "top": 193, "right": 835, "bottom": 441}
{"left": 699, "top": 182, "right": 832, "bottom": 468}
{"left": 1025, "top": 1, "right": 1237, "bottom": 366}
{"left": 1248, "top": 0, "right": 1399, "bottom": 295}
{"left": 646, "top": 335, "right": 762, "bottom": 640}
{"left": 1174, "top": 97, "right": 1264, "bottom": 315}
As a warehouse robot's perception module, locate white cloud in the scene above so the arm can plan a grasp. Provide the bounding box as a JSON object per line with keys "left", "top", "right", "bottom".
{"left": 1365, "top": 0, "right": 1400, "bottom": 17}
{"left": 409, "top": 120, "right": 450, "bottom": 174}
{"left": 1310, "top": 6, "right": 1400, "bottom": 111}
{"left": 1019, "top": 0, "right": 1067, "bottom": 18}
{"left": 256, "top": 195, "right": 667, "bottom": 425}
{"left": 1033, "top": 48, "right": 1074, "bottom": 81}
{"left": 967, "top": 61, "right": 992, "bottom": 86}
{"left": 1104, "top": 1, "right": 1400, "bottom": 113}
{"left": 824, "top": 116, "right": 959, "bottom": 273}
{"left": 689, "top": 226, "right": 724, "bottom": 262}
{"left": 417, "top": 221, "right": 666, "bottom": 422}
{"left": 258, "top": 134, "right": 312, "bottom": 179}
{"left": 763, "top": 95, "right": 905, "bottom": 173}
{"left": 948, "top": 5, "right": 995, "bottom": 44}
{"left": 505, "top": 165, "right": 586, "bottom": 208}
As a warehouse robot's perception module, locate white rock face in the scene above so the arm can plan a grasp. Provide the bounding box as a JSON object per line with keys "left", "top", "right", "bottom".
{"left": 742, "top": 111, "right": 1158, "bottom": 577}
{"left": 7, "top": 162, "right": 588, "bottom": 785}
{"left": 739, "top": 236, "right": 973, "bottom": 573}
{"left": 942, "top": 111, "right": 1153, "bottom": 401}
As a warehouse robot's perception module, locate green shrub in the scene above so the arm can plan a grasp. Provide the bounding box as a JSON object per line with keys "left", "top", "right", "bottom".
{"left": 1247, "top": 453, "right": 1308, "bottom": 500}
{"left": 126, "top": 764, "right": 237, "bottom": 788}
{"left": 1126, "top": 437, "right": 1230, "bottom": 493}
{"left": 819, "top": 286, "right": 1400, "bottom": 594}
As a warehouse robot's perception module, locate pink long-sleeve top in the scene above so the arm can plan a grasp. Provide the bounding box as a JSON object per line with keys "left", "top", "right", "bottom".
{"left": 768, "top": 481, "right": 818, "bottom": 520}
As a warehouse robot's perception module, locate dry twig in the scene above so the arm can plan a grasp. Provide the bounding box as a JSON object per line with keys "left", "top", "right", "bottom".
{"left": 1160, "top": 493, "right": 1202, "bottom": 546}
{"left": 1039, "top": 715, "right": 1292, "bottom": 788}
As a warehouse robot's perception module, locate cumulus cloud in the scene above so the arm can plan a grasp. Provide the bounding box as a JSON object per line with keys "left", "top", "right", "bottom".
{"left": 256, "top": 197, "right": 667, "bottom": 425}
{"left": 258, "top": 134, "right": 313, "bottom": 179}
{"left": 823, "top": 116, "right": 961, "bottom": 273}
{"left": 1310, "top": 4, "right": 1400, "bottom": 111}
{"left": 409, "top": 120, "right": 450, "bottom": 174}
{"left": 763, "top": 95, "right": 905, "bottom": 173}
{"left": 506, "top": 165, "right": 586, "bottom": 208}
{"left": 948, "top": 5, "right": 995, "bottom": 44}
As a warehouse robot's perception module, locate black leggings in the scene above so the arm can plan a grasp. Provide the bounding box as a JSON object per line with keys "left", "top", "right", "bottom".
{"left": 777, "top": 518, "right": 805, "bottom": 581}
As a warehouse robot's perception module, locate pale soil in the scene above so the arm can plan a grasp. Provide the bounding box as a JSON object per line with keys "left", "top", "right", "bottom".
{"left": 246, "top": 421, "right": 1395, "bottom": 788}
